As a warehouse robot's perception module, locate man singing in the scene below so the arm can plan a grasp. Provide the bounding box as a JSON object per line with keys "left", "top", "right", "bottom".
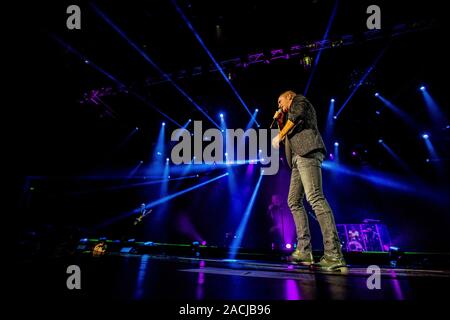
{"left": 272, "top": 90, "right": 347, "bottom": 272}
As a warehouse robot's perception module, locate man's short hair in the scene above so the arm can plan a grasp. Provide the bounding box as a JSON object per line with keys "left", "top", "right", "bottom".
{"left": 280, "top": 90, "right": 297, "bottom": 99}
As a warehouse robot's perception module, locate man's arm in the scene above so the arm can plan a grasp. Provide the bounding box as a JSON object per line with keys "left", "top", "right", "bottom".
{"left": 277, "top": 119, "right": 294, "bottom": 140}
{"left": 272, "top": 96, "right": 307, "bottom": 148}
{"left": 270, "top": 95, "right": 308, "bottom": 142}
{"left": 279, "top": 95, "right": 308, "bottom": 139}
{"left": 272, "top": 119, "right": 294, "bottom": 149}
{"left": 288, "top": 95, "right": 308, "bottom": 125}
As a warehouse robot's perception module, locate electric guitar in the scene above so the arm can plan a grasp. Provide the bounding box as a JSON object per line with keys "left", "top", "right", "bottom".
{"left": 134, "top": 208, "right": 152, "bottom": 225}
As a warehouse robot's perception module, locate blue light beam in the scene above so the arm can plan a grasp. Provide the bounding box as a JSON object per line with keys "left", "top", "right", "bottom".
{"left": 171, "top": 0, "right": 259, "bottom": 126}
{"left": 304, "top": 0, "right": 339, "bottom": 96}
{"left": 335, "top": 46, "right": 387, "bottom": 118}
{"left": 90, "top": 3, "right": 220, "bottom": 129}
{"left": 229, "top": 174, "right": 264, "bottom": 259}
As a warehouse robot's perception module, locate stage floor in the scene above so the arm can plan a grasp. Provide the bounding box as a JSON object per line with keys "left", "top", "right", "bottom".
{"left": 13, "top": 252, "right": 450, "bottom": 300}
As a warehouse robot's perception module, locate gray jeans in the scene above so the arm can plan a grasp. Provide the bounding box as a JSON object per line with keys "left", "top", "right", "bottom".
{"left": 287, "top": 152, "right": 343, "bottom": 258}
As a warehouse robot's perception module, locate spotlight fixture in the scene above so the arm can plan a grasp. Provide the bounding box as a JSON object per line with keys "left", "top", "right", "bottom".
{"left": 378, "top": 139, "right": 383, "bottom": 144}
{"left": 374, "top": 92, "right": 380, "bottom": 97}
{"left": 331, "top": 98, "right": 335, "bottom": 103}
{"left": 420, "top": 86, "right": 426, "bottom": 91}
{"left": 422, "top": 133, "right": 429, "bottom": 139}
{"left": 334, "top": 142, "right": 339, "bottom": 147}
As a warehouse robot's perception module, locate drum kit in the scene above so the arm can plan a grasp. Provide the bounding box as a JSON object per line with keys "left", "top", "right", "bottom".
{"left": 338, "top": 223, "right": 387, "bottom": 252}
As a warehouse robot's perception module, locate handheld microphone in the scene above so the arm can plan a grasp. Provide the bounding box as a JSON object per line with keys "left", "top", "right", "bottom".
{"left": 273, "top": 108, "right": 282, "bottom": 119}
{"left": 270, "top": 108, "right": 283, "bottom": 128}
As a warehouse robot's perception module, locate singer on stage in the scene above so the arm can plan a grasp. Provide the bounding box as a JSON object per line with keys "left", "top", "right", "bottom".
{"left": 271, "top": 90, "right": 347, "bottom": 272}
